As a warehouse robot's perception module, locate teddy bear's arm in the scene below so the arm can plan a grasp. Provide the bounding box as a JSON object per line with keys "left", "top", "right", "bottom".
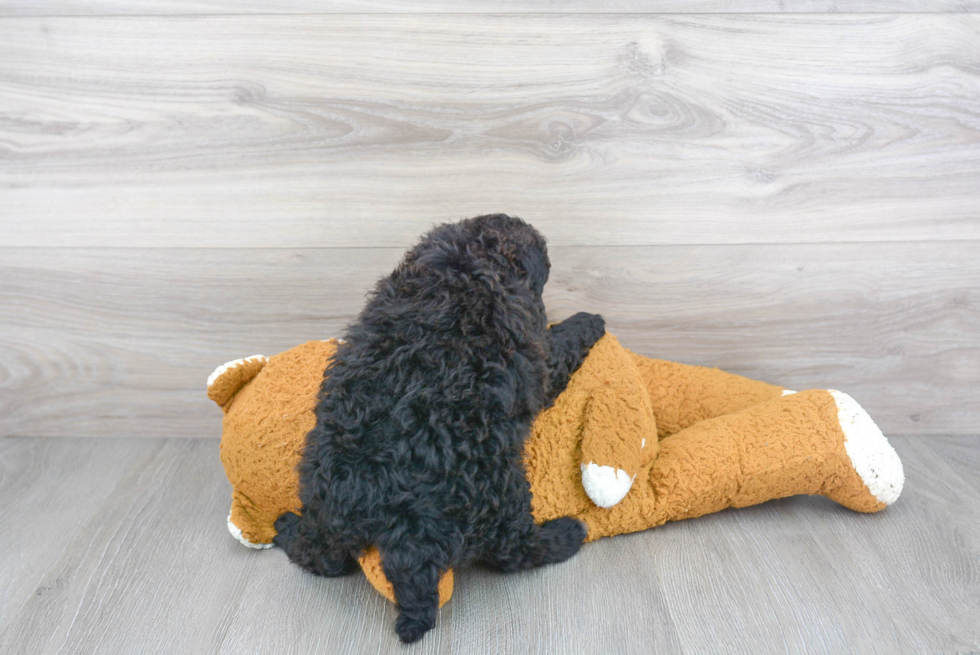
{"left": 578, "top": 371, "right": 659, "bottom": 508}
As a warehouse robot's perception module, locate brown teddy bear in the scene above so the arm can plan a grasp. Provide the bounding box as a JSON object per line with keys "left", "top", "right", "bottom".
{"left": 209, "top": 333, "right": 903, "bottom": 606}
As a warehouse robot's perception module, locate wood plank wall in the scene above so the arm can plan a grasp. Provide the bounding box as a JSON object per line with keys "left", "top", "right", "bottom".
{"left": 1, "top": 3, "right": 978, "bottom": 438}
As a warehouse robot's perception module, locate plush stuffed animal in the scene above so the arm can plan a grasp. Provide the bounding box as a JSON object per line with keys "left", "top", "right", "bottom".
{"left": 209, "top": 334, "right": 904, "bottom": 606}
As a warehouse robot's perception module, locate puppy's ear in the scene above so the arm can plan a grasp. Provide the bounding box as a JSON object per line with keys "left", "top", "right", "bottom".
{"left": 518, "top": 244, "right": 550, "bottom": 296}
{"left": 482, "top": 231, "right": 548, "bottom": 294}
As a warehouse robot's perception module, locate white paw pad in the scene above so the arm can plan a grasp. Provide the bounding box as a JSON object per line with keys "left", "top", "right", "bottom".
{"left": 829, "top": 390, "right": 905, "bottom": 505}
{"left": 581, "top": 462, "right": 635, "bottom": 508}
{"left": 227, "top": 514, "right": 274, "bottom": 550}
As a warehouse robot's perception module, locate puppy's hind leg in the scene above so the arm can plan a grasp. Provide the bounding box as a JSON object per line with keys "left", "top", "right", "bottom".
{"left": 486, "top": 515, "right": 588, "bottom": 572}
{"left": 482, "top": 479, "right": 587, "bottom": 572}
{"left": 273, "top": 511, "right": 358, "bottom": 577}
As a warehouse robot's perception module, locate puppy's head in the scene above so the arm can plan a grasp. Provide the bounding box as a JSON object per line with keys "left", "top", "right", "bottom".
{"left": 407, "top": 214, "right": 550, "bottom": 296}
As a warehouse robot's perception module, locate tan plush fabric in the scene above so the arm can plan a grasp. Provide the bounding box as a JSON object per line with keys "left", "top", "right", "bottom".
{"left": 523, "top": 334, "right": 660, "bottom": 529}
{"left": 211, "top": 334, "right": 892, "bottom": 605}
{"left": 208, "top": 356, "right": 268, "bottom": 409}
{"left": 218, "top": 340, "right": 337, "bottom": 545}
{"left": 358, "top": 547, "right": 454, "bottom": 607}
{"left": 628, "top": 353, "right": 787, "bottom": 439}
{"left": 576, "top": 336, "right": 660, "bottom": 486}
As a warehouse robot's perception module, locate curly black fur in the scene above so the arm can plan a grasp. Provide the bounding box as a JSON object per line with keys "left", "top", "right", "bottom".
{"left": 274, "top": 214, "right": 605, "bottom": 643}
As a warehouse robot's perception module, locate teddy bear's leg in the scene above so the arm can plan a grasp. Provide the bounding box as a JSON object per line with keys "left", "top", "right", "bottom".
{"left": 626, "top": 352, "right": 787, "bottom": 439}
{"left": 545, "top": 312, "right": 606, "bottom": 406}
{"left": 647, "top": 389, "right": 904, "bottom": 525}
{"left": 578, "top": 388, "right": 905, "bottom": 541}
{"left": 227, "top": 493, "right": 274, "bottom": 549}
{"left": 272, "top": 511, "right": 359, "bottom": 577}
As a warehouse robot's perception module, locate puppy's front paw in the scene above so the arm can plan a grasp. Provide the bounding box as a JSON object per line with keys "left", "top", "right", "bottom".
{"left": 395, "top": 613, "right": 436, "bottom": 644}
{"left": 582, "top": 313, "right": 605, "bottom": 344}
{"left": 563, "top": 312, "right": 605, "bottom": 346}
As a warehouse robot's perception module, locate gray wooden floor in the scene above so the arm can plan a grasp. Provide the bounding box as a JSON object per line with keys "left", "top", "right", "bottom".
{"left": 0, "top": 435, "right": 977, "bottom": 654}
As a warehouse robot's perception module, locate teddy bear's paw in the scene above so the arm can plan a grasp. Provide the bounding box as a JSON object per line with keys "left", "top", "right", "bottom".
{"left": 830, "top": 390, "right": 904, "bottom": 505}
{"left": 226, "top": 514, "right": 274, "bottom": 550}
{"left": 581, "top": 462, "right": 634, "bottom": 508}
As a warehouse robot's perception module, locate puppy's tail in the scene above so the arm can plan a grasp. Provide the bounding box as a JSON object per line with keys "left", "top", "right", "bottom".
{"left": 206, "top": 355, "right": 268, "bottom": 411}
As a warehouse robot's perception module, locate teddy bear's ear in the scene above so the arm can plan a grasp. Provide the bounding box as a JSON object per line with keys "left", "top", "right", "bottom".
{"left": 207, "top": 355, "right": 268, "bottom": 411}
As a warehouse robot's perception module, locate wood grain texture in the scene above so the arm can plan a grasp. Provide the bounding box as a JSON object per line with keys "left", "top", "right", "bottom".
{"left": 648, "top": 434, "right": 980, "bottom": 653}
{"left": 0, "top": 438, "right": 156, "bottom": 636}
{"left": 1, "top": 241, "right": 976, "bottom": 439}
{"left": 2, "top": 15, "right": 979, "bottom": 247}
{"left": 0, "top": 435, "right": 976, "bottom": 654}
{"left": 2, "top": 1, "right": 979, "bottom": 16}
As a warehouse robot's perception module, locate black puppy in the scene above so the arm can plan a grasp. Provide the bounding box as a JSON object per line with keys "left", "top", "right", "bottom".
{"left": 274, "top": 214, "right": 604, "bottom": 642}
